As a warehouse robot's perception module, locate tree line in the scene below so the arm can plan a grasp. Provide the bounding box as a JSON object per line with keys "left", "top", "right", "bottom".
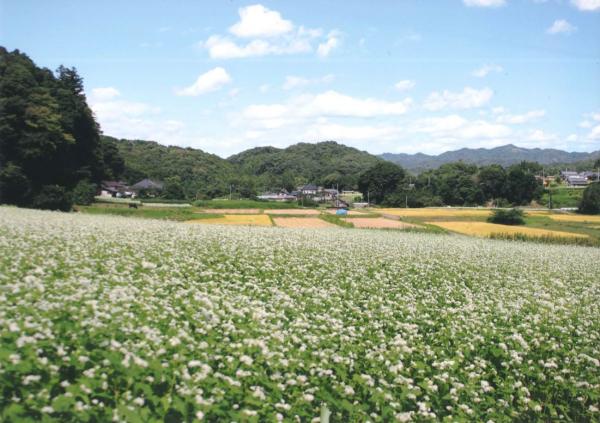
{"left": 359, "top": 161, "right": 543, "bottom": 207}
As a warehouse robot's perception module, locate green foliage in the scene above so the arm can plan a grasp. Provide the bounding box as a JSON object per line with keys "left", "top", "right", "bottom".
{"left": 71, "top": 180, "right": 97, "bottom": 205}
{"left": 357, "top": 161, "right": 405, "bottom": 204}
{"left": 0, "top": 163, "right": 31, "bottom": 205}
{"left": 163, "top": 176, "right": 185, "bottom": 200}
{"left": 487, "top": 208, "right": 525, "bottom": 225}
{"left": 79, "top": 205, "right": 217, "bottom": 221}
{"left": 505, "top": 162, "right": 543, "bottom": 205}
{"left": 418, "top": 162, "right": 483, "bottom": 206}
{"left": 0, "top": 47, "right": 114, "bottom": 210}
{"left": 319, "top": 213, "right": 354, "bottom": 228}
{"left": 228, "top": 141, "right": 382, "bottom": 191}
{"left": 541, "top": 187, "right": 583, "bottom": 209}
{"left": 31, "top": 185, "right": 72, "bottom": 211}
{"left": 478, "top": 164, "right": 506, "bottom": 201}
{"left": 109, "top": 136, "right": 235, "bottom": 199}
{"left": 578, "top": 182, "right": 600, "bottom": 215}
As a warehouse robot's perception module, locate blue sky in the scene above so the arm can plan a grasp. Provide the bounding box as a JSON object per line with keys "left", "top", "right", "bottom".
{"left": 1, "top": 0, "right": 599, "bottom": 157}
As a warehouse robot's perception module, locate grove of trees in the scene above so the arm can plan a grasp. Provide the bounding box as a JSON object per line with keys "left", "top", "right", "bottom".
{"left": 358, "top": 161, "right": 545, "bottom": 208}
{"left": 0, "top": 47, "right": 122, "bottom": 210}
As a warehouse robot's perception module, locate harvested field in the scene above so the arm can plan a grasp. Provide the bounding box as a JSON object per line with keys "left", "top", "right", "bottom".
{"left": 346, "top": 217, "right": 417, "bottom": 229}
{"left": 187, "top": 214, "right": 272, "bottom": 226}
{"left": 272, "top": 217, "right": 336, "bottom": 228}
{"left": 265, "top": 209, "right": 320, "bottom": 215}
{"left": 429, "top": 221, "right": 587, "bottom": 238}
{"left": 196, "top": 208, "right": 261, "bottom": 214}
{"left": 380, "top": 208, "right": 492, "bottom": 219}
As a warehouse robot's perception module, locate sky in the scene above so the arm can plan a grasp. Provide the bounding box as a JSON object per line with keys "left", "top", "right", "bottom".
{"left": 1, "top": 0, "right": 600, "bottom": 157}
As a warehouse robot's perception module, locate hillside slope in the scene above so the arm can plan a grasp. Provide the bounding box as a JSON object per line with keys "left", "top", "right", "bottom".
{"left": 105, "top": 136, "right": 236, "bottom": 198}
{"left": 228, "top": 141, "right": 382, "bottom": 190}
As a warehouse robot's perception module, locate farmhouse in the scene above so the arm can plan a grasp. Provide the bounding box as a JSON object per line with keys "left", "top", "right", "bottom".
{"left": 299, "top": 184, "right": 318, "bottom": 195}
{"left": 565, "top": 175, "right": 589, "bottom": 187}
{"left": 99, "top": 181, "right": 134, "bottom": 198}
{"left": 131, "top": 179, "right": 164, "bottom": 196}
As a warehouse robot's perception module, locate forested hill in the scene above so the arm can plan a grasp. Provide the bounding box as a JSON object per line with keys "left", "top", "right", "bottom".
{"left": 381, "top": 144, "right": 600, "bottom": 173}
{"left": 105, "top": 136, "right": 236, "bottom": 199}
{"left": 227, "top": 141, "right": 382, "bottom": 190}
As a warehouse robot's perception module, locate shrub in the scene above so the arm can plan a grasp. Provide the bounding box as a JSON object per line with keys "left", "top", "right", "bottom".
{"left": 578, "top": 182, "right": 600, "bottom": 215}
{"left": 487, "top": 208, "right": 525, "bottom": 225}
{"left": 71, "top": 180, "right": 97, "bottom": 205}
{"left": 32, "top": 185, "right": 72, "bottom": 211}
{"left": 0, "top": 163, "right": 31, "bottom": 206}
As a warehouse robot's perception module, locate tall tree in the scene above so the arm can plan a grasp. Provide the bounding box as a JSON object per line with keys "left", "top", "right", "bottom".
{"left": 358, "top": 161, "right": 405, "bottom": 204}
{"left": 0, "top": 47, "right": 121, "bottom": 209}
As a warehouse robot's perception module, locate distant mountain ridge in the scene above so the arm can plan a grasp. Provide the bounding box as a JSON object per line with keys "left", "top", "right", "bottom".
{"left": 380, "top": 144, "right": 600, "bottom": 173}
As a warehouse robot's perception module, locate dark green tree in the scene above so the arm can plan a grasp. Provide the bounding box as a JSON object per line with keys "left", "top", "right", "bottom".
{"left": 478, "top": 164, "right": 507, "bottom": 202}
{"left": 506, "top": 163, "right": 543, "bottom": 205}
{"left": 163, "top": 176, "right": 186, "bottom": 200}
{"left": 578, "top": 182, "right": 600, "bottom": 215}
{"left": 0, "top": 47, "right": 121, "bottom": 210}
{"left": 71, "top": 180, "right": 97, "bottom": 205}
{"left": 358, "top": 161, "right": 405, "bottom": 204}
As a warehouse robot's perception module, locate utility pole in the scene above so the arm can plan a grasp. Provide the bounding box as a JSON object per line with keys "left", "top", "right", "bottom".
{"left": 367, "top": 190, "right": 370, "bottom": 206}
{"left": 229, "top": 184, "right": 233, "bottom": 200}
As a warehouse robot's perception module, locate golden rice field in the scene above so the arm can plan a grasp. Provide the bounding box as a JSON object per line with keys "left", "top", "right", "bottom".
{"left": 187, "top": 214, "right": 272, "bottom": 226}
{"left": 346, "top": 217, "right": 417, "bottom": 229}
{"left": 272, "top": 217, "right": 335, "bottom": 228}
{"left": 545, "top": 214, "right": 600, "bottom": 223}
{"left": 265, "top": 209, "right": 320, "bottom": 215}
{"left": 379, "top": 208, "right": 493, "bottom": 218}
{"left": 429, "top": 221, "right": 588, "bottom": 239}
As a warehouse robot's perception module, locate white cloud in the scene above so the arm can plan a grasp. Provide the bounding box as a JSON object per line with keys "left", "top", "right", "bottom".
{"left": 282, "top": 74, "right": 334, "bottom": 90}
{"left": 317, "top": 31, "right": 340, "bottom": 57}
{"left": 201, "top": 5, "right": 333, "bottom": 59}
{"left": 202, "top": 33, "right": 314, "bottom": 59}
{"left": 526, "top": 129, "right": 559, "bottom": 142}
{"left": 589, "top": 125, "right": 600, "bottom": 140}
{"left": 229, "top": 4, "right": 293, "bottom": 38}
{"left": 412, "top": 115, "right": 511, "bottom": 139}
{"left": 175, "top": 67, "right": 232, "bottom": 96}
{"left": 547, "top": 19, "right": 577, "bottom": 34}
{"left": 566, "top": 134, "right": 578, "bottom": 142}
{"left": 463, "top": 0, "right": 506, "bottom": 7}
{"left": 88, "top": 89, "right": 184, "bottom": 143}
{"left": 394, "top": 80, "right": 416, "bottom": 91}
{"left": 90, "top": 87, "right": 120, "bottom": 101}
{"left": 571, "top": 0, "right": 600, "bottom": 11}
{"left": 472, "top": 64, "right": 503, "bottom": 78}
{"left": 496, "top": 109, "right": 546, "bottom": 124}
{"left": 424, "top": 87, "right": 493, "bottom": 111}
{"left": 241, "top": 90, "right": 412, "bottom": 130}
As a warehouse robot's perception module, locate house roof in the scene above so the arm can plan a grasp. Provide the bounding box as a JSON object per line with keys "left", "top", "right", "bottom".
{"left": 131, "top": 178, "right": 164, "bottom": 190}
{"left": 301, "top": 184, "right": 318, "bottom": 190}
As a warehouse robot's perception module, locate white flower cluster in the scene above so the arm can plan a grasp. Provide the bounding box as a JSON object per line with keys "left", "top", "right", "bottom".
{"left": 0, "top": 206, "right": 599, "bottom": 421}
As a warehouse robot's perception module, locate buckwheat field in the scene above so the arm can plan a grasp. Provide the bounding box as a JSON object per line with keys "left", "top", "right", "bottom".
{"left": 1, "top": 206, "right": 599, "bottom": 422}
